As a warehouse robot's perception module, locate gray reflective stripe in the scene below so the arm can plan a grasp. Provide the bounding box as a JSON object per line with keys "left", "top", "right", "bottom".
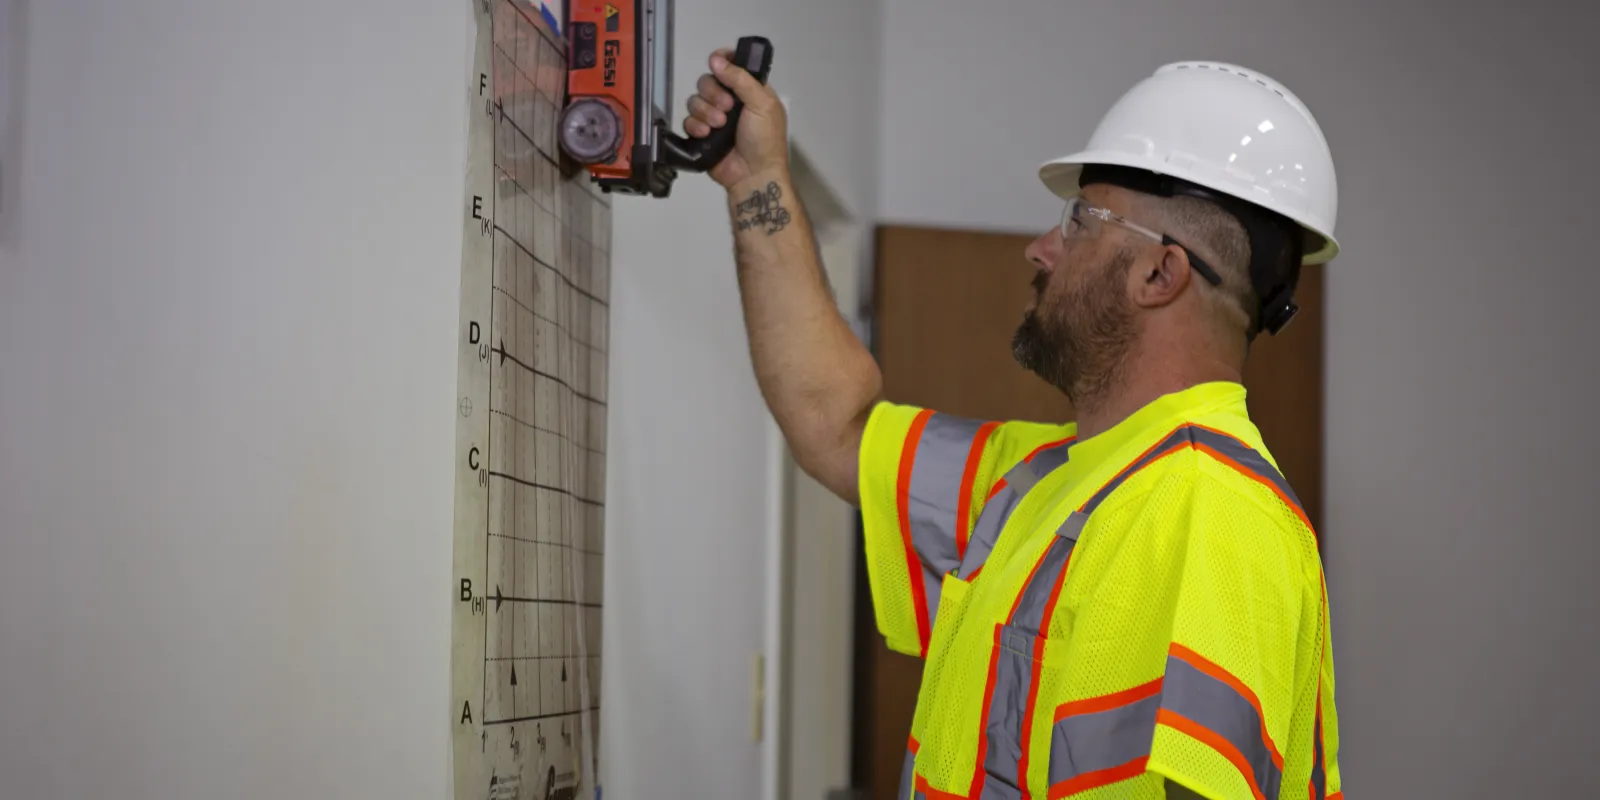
{"left": 1056, "top": 510, "right": 1087, "bottom": 542}
{"left": 1079, "top": 427, "right": 1195, "bottom": 515}
{"left": 971, "top": 511, "right": 1085, "bottom": 799}
{"left": 956, "top": 438, "right": 1073, "bottom": 580}
{"left": 1163, "top": 656, "right": 1283, "bottom": 800}
{"left": 979, "top": 627, "right": 1038, "bottom": 790}
{"left": 900, "top": 741, "right": 917, "bottom": 800}
{"left": 1046, "top": 653, "right": 1284, "bottom": 796}
{"left": 908, "top": 414, "right": 986, "bottom": 579}
{"left": 958, "top": 485, "right": 1019, "bottom": 578}
{"left": 1007, "top": 516, "right": 1079, "bottom": 634}
{"left": 975, "top": 774, "right": 1023, "bottom": 800}
{"left": 1048, "top": 691, "right": 1162, "bottom": 786}
{"left": 1029, "top": 440, "right": 1073, "bottom": 475}
{"left": 1188, "top": 426, "right": 1306, "bottom": 518}
{"left": 1079, "top": 425, "right": 1306, "bottom": 522}
{"left": 1002, "top": 460, "right": 1040, "bottom": 496}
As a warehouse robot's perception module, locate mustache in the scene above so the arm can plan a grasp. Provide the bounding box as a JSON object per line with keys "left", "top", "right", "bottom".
{"left": 1031, "top": 269, "right": 1049, "bottom": 295}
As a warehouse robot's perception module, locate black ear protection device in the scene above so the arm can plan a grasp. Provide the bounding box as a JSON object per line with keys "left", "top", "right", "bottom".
{"left": 1078, "top": 164, "right": 1306, "bottom": 338}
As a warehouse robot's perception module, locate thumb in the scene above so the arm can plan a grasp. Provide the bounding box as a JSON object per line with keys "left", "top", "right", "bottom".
{"left": 711, "top": 51, "right": 771, "bottom": 109}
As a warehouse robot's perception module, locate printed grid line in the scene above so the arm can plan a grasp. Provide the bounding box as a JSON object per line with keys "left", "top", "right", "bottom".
{"left": 490, "top": 282, "right": 607, "bottom": 357}
{"left": 483, "top": 105, "right": 605, "bottom": 731}
{"left": 477, "top": 0, "right": 605, "bottom": 737}
{"left": 485, "top": 296, "right": 607, "bottom": 402}
{"left": 493, "top": 216, "right": 610, "bottom": 309}
{"left": 489, "top": 655, "right": 603, "bottom": 662}
{"left": 492, "top": 409, "right": 606, "bottom": 457}
{"left": 490, "top": 105, "right": 611, "bottom": 256}
{"left": 490, "top": 532, "right": 604, "bottom": 557}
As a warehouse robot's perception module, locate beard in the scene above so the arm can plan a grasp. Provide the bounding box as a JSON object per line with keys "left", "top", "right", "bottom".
{"left": 1011, "top": 247, "right": 1138, "bottom": 408}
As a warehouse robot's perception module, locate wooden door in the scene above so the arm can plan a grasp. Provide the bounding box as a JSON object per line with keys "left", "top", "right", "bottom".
{"left": 849, "top": 224, "right": 1325, "bottom": 800}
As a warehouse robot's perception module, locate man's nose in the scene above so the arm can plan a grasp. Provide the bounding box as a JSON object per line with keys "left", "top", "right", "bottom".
{"left": 1025, "top": 226, "right": 1062, "bottom": 271}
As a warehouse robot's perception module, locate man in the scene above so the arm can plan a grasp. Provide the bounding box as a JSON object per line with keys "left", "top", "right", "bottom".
{"left": 683, "top": 50, "right": 1342, "bottom": 800}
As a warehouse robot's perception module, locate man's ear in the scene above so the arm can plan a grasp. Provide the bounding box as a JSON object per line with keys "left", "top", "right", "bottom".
{"left": 1130, "top": 245, "right": 1193, "bottom": 309}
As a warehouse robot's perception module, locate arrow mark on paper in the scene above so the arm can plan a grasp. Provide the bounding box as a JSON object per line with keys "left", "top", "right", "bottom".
{"left": 493, "top": 585, "right": 602, "bottom": 611}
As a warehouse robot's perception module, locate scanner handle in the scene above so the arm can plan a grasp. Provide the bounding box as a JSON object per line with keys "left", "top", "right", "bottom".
{"left": 660, "top": 36, "right": 773, "bottom": 173}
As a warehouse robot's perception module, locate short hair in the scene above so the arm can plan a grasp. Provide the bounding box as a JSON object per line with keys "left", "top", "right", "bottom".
{"left": 1146, "top": 193, "right": 1257, "bottom": 335}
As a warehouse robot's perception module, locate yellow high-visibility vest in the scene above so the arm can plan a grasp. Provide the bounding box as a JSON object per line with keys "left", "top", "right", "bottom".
{"left": 858, "top": 382, "right": 1341, "bottom": 800}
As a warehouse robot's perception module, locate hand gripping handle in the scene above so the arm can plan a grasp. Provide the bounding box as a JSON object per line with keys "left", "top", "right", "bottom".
{"left": 659, "top": 36, "right": 773, "bottom": 173}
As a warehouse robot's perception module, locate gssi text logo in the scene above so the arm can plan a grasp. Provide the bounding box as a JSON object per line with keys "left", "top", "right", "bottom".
{"left": 602, "top": 40, "right": 621, "bottom": 88}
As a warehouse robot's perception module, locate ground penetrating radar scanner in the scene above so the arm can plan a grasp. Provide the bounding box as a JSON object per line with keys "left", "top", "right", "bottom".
{"left": 557, "top": 0, "right": 773, "bottom": 197}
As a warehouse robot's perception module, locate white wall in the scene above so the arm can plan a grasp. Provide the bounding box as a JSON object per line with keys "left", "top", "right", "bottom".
{"left": 879, "top": 1, "right": 1600, "bottom": 797}
{"left": 600, "top": 1, "right": 882, "bottom": 797}
{"left": 0, "top": 1, "right": 470, "bottom": 797}
{"left": 0, "top": 1, "right": 881, "bottom": 798}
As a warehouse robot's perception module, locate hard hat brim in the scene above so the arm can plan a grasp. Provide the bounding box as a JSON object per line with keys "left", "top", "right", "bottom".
{"left": 1039, "top": 152, "right": 1341, "bottom": 266}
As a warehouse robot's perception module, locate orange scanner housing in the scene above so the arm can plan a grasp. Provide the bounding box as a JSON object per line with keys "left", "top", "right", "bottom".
{"left": 564, "top": 1, "right": 638, "bottom": 180}
{"left": 560, "top": 0, "right": 771, "bottom": 197}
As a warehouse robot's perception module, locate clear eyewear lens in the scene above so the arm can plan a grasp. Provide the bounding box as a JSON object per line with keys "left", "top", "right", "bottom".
{"left": 1060, "top": 197, "right": 1094, "bottom": 240}
{"left": 1060, "top": 197, "right": 1225, "bottom": 288}
{"left": 1060, "top": 197, "right": 1167, "bottom": 246}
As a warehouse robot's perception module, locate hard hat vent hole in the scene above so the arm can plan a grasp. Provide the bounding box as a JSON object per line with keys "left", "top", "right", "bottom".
{"left": 1165, "top": 61, "right": 1288, "bottom": 99}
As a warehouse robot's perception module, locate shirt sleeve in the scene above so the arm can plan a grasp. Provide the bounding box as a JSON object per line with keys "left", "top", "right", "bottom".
{"left": 1136, "top": 473, "right": 1324, "bottom": 800}
{"left": 857, "top": 400, "right": 1074, "bottom": 659}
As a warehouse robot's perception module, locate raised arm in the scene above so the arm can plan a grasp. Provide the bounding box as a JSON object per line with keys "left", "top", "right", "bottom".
{"left": 681, "top": 49, "right": 883, "bottom": 506}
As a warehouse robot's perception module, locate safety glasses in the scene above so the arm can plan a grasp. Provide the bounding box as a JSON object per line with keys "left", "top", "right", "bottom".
{"left": 1060, "top": 196, "right": 1223, "bottom": 287}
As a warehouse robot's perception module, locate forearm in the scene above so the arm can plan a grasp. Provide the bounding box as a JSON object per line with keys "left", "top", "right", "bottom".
{"left": 725, "top": 168, "right": 882, "bottom": 504}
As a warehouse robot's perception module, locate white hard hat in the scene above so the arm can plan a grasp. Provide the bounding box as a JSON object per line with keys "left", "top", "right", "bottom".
{"left": 1039, "top": 61, "right": 1340, "bottom": 266}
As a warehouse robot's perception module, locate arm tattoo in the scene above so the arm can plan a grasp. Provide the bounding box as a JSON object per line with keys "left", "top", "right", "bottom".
{"left": 734, "top": 181, "right": 792, "bottom": 235}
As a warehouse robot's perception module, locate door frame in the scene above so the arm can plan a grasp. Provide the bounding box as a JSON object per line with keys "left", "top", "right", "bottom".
{"left": 761, "top": 133, "right": 869, "bottom": 800}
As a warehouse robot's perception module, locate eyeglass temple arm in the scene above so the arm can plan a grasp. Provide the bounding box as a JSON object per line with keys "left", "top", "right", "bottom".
{"left": 1163, "top": 235, "right": 1223, "bottom": 286}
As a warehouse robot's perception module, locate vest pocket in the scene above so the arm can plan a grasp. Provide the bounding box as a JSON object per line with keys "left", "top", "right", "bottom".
{"left": 927, "top": 573, "right": 973, "bottom": 659}
{"left": 906, "top": 572, "right": 976, "bottom": 795}
{"left": 912, "top": 573, "right": 973, "bottom": 732}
